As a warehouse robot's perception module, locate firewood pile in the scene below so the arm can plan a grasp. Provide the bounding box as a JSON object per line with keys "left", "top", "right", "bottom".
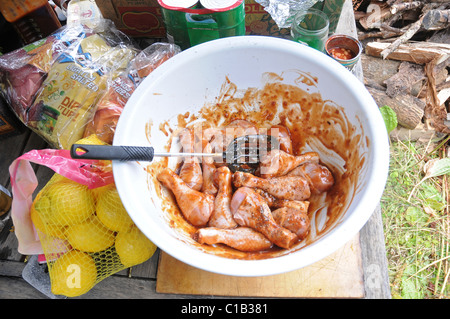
{"left": 353, "top": 0, "right": 450, "bottom": 135}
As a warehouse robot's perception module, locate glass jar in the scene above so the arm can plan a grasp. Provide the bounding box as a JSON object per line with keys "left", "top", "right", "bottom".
{"left": 290, "top": 8, "right": 329, "bottom": 52}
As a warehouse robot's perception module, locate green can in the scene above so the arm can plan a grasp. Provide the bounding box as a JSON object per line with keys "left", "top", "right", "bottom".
{"left": 158, "top": 0, "right": 245, "bottom": 50}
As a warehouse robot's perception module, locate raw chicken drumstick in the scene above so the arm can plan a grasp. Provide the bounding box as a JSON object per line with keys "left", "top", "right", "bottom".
{"left": 178, "top": 128, "right": 203, "bottom": 191}
{"left": 250, "top": 189, "right": 311, "bottom": 240}
{"left": 208, "top": 166, "right": 237, "bottom": 229}
{"left": 196, "top": 136, "right": 217, "bottom": 195}
{"left": 266, "top": 124, "right": 293, "bottom": 155}
{"left": 230, "top": 187, "right": 298, "bottom": 249}
{"left": 233, "top": 171, "right": 311, "bottom": 201}
{"left": 259, "top": 149, "right": 319, "bottom": 179}
{"left": 286, "top": 162, "right": 334, "bottom": 195}
{"left": 252, "top": 188, "right": 309, "bottom": 209}
{"left": 272, "top": 204, "right": 310, "bottom": 240}
{"left": 193, "top": 227, "right": 272, "bottom": 252}
{"left": 157, "top": 168, "right": 214, "bottom": 227}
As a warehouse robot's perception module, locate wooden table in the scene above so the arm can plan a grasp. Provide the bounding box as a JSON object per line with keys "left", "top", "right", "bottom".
{"left": 0, "top": 0, "right": 391, "bottom": 299}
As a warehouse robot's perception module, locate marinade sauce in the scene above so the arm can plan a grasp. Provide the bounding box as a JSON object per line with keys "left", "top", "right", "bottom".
{"left": 145, "top": 71, "right": 368, "bottom": 260}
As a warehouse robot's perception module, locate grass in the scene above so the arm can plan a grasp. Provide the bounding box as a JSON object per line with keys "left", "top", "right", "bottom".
{"left": 381, "top": 137, "right": 449, "bottom": 299}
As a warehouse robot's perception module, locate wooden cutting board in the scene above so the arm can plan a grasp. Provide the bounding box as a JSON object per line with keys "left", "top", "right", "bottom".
{"left": 156, "top": 233, "right": 364, "bottom": 298}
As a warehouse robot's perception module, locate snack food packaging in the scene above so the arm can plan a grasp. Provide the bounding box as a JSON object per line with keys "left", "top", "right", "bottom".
{"left": 83, "top": 42, "right": 181, "bottom": 144}
{"left": 0, "top": 28, "right": 83, "bottom": 122}
{"left": 0, "top": 20, "right": 139, "bottom": 149}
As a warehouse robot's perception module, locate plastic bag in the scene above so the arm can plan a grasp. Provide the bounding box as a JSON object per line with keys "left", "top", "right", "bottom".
{"left": 9, "top": 134, "right": 157, "bottom": 297}
{"left": 0, "top": 20, "right": 139, "bottom": 149}
{"left": 83, "top": 42, "right": 181, "bottom": 144}
{"left": 0, "top": 26, "right": 85, "bottom": 122}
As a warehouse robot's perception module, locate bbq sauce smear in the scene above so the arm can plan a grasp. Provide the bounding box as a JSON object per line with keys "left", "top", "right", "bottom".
{"left": 148, "top": 71, "right": 368, "bottom": 260}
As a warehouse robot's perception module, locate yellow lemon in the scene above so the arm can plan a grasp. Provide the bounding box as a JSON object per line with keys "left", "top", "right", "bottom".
{"left": 50, "top": 250, "right": 97, "bottom": 297}
{"left": 39, "top": 180, "right": 95, "bottom": 226}
{"left": 46, "top": 173, "right": 72, "bottom": 186}
{"left": 96, "top": 184, "right": 133, "bottom": 232}
{"left": 115, "top": 226, "right": 157, "bottom": 267}
{"left": 75, "top": 134, "right": 107, "bottom": 146}
{"left": 91, "top": 183, "right": 111, "bottom": 202}
{"left": 30, "top": 199, "right": 66, "bottom": 239}
{"left": 73, "top": 134, "right": 112, "bottom": 173}
{"left": 65, "top": 215, "right": 115, "bottom": 253}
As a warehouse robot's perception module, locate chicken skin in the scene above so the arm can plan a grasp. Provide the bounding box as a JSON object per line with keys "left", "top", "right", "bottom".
{"left": 252, "top": 188, "right": 310, "bottom": 209}
{"left": 230, "top": 187, "right": 298, "bottom": 249}
{"left": 178, "top": 128, "right": 203, "bottom": 191}
{"left": 208, "top": 166, "right": 237, "bottom": 229}
{"left": 286, "top": 162, "right": 334, "bottom": 194}
{"left": 157, "top": 168, "right": 214, "bottom": 227}
{"left": 244, "top": 189, "right": 311, "bottom": 239}
{"left": 193, "top": 227, "right": 272, "bottom": 252}
{"left": 259, "top": 149, "right": 320, "bottom": 179}
{"left": 267, "top": 124, "right": 293, "bottom": 155}
{"left": 198, "top": 137, "right": 218, "bottom": 195}
{"left": 156, "top": 122, "right": 335, "bottom": 254}
{"left": 233, "top": 171, "right": 311, "bottom": 201}
{"left": 271, "top": 203, "right": 310, "bottom": 240}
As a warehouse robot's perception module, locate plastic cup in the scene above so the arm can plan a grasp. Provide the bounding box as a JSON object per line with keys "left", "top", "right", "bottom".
{"left": 290, "top": 8, "right": 329, "bottom": 52}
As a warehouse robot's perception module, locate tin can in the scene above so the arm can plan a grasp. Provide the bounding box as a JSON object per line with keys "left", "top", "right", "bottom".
{"left": 158, "top": 0, "right": 245, "bottom": 50}
{"left": 325, "top": 34, "right": 363, "bottom": 72}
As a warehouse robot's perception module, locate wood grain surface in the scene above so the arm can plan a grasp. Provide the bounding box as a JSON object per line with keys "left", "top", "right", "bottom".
{"left": 156, "top": 234, "right": 364, "bottom": 298}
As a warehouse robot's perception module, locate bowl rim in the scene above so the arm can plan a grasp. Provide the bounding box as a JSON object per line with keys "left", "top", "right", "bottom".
{"left": 113, "top": 35, "right": 390, "bottom": 277}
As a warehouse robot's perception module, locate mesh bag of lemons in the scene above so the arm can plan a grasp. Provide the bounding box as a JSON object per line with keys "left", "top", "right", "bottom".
{"left": 30, "top": 135, "right": 157, "bottom": 297}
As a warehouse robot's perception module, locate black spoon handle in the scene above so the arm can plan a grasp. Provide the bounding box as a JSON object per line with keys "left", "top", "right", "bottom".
{"left": 71, "top": 144, "right": 155, "bottom": 162}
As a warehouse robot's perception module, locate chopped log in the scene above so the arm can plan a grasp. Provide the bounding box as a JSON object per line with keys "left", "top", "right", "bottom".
{"left": 417, "top": 59, "right": 449, "bottom": 99}
{"left": 422, "top": 9, "right": 450, "bottom": 30}
{"left": 423, "top": 58, "right": 450, "bottom": 134}
{"left": 383, "top": 62, "right": 426, "bottom": 97}
{"left": 381, "top": 17, "right": 424, "bottom": 59}
{"left": 361, "top": 54, "right": 401, "bottom": 87}
{"left": 382, "top": 10, "right": 404, "bottom": 27}
{"left": 390, "top": 1, "right": 422, "bottom": 14}
{"left": 357, "top": 22, "right": 405, "bottom": 40}
{"left": 428, "top": 27, "right": 450, "bottom": 44}
{"left": 438, "top": 78, "right": 450, "bottom": 90}
{"left": 358, "top": 29, "right": 400, "bottom": 40}
{"left": 367, "top": 86, "right": 425, "bottom": 129}
{"left": 437, "top": 87, "right": 450, "bottom": 106}
{"left": 389, "top": 124, "right": 440, "bottom": 143}
{"left": 383, "top": 5, "right": 421, "bottom": 28}
{"left": 380, "top": 24, "right": 403, "bottom": 34}
{"left": 386, "top": 0, "right": 399, "bottom": 6}
{"left": 364, "top": 77, "right": 386, "bottom": 91}
{"left": 359, "top": 3, "right": 392, "bottom": 30}
{"left": 354, "top": 11, "right": 367, "bottom": 21}
{"left": 418, "top": 80, "right": 450, "bottom": 99}
{"left": 374, "top": 1, "right": 450, "bottom": 58}
{"left": 366, "top": 41, "right": 450, "bottom": 64}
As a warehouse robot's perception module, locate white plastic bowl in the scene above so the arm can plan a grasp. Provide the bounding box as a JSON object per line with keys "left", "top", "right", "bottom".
{"left": 113, "top": 36, "right": 389, "bottom": 277}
